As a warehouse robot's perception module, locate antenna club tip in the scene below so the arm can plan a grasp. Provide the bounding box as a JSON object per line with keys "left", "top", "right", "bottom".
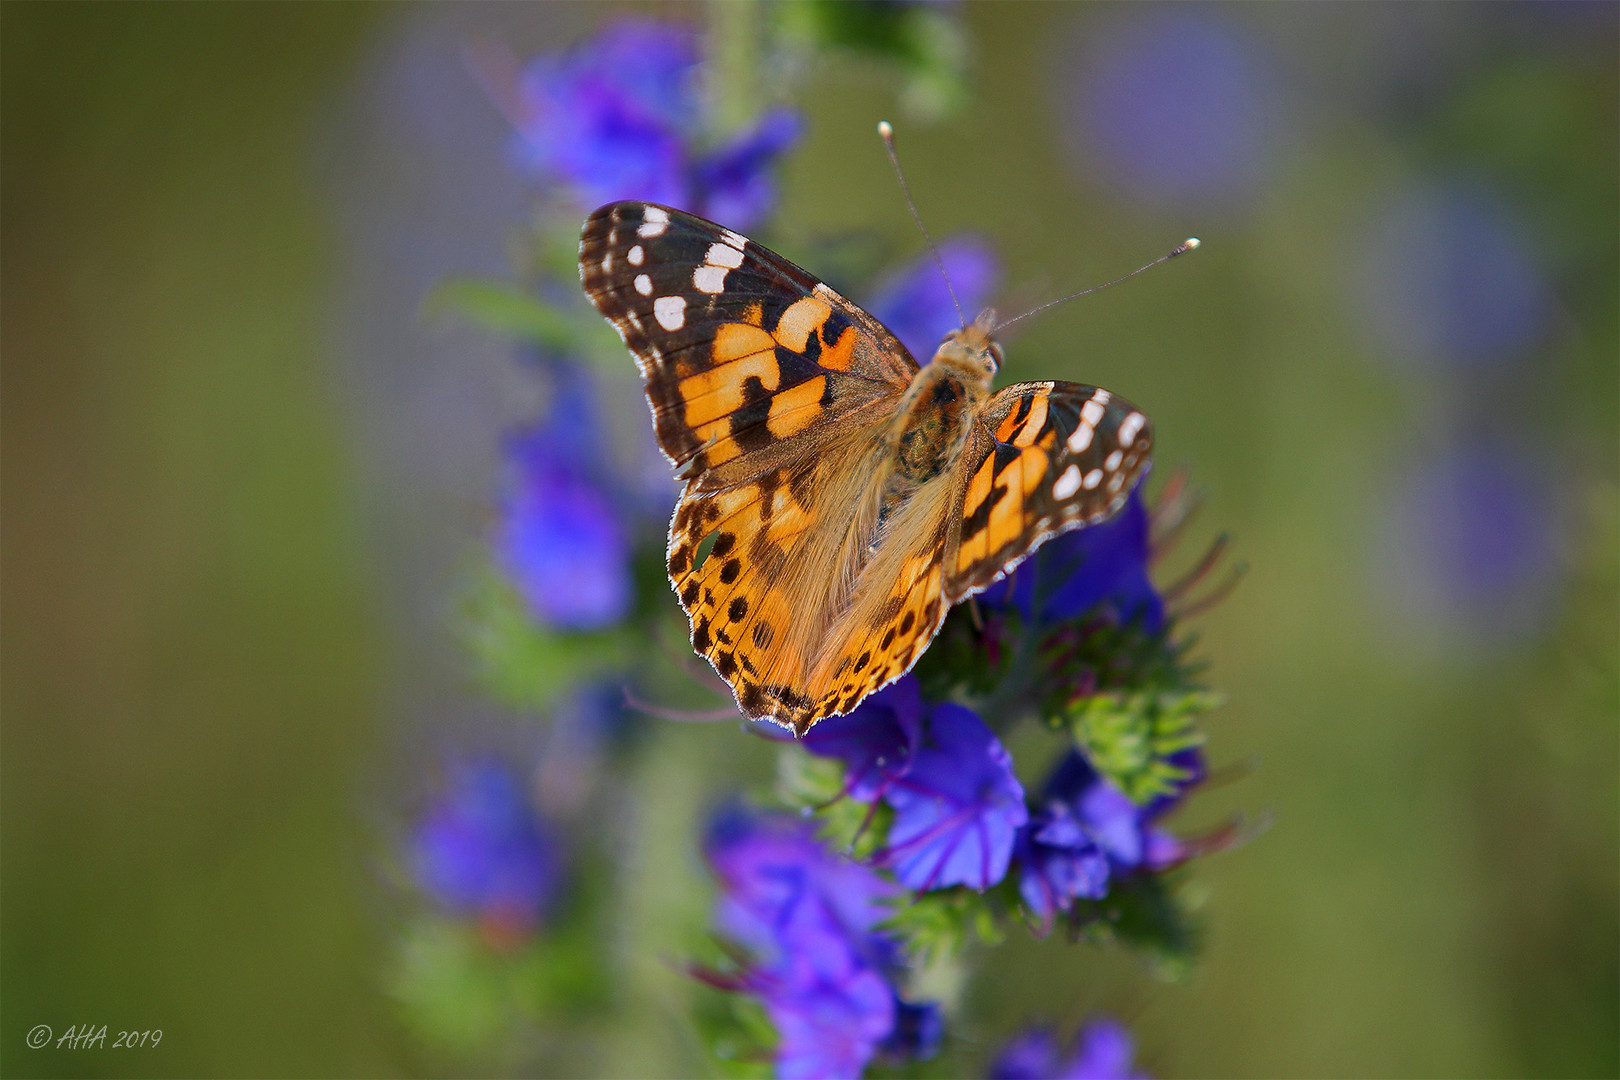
{"left": 1178, "top": 237, "right": 1201, "bottom": 254}
{"left": 877, "top": 120, "right": 893, "bottom": 139}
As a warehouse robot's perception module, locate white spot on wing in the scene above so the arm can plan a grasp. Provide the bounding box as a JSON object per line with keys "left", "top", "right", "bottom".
{"left": 1053, "top": 464, "right": 1083, "bottom": 499}
{"left": 706, "top": 242, "right": 745, "bottom": 269}
{"left": 628, "top": 245, "right": 644, "bottom": 266}
{"left": 1118, "top": 411, "right": 1145, "bottom": 448}
{"left": 694, "top": 266, "right": 727, "bottom": 294}
{"left": 634, "top": 274, "right": 653, "bottom": 296}
{"left": 654, "top": 295, "right": 686, "bottom": 331}
{"left": 1080, "top": 399, "right": 1106, "bottom": 429}
{"left": 1067, "top": 423, "right": 1093, "bottom": 453}
{"left": 1082, "top": 468, "right": 1103, "bottom": 490}
{"left": 722, "top": 228, "right": 748, "bottom": 250}
{"left": 600, "top": 251, "right": 613, "bottom": 272}
{"left": 1105, "top": 449, "right": 1123, "bottom": 472}
{"left": 637, "top": 206, "right": 669, "bottom": 238}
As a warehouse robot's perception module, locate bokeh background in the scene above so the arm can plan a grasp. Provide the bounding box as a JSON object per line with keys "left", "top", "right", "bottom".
{"left": 4, "top": 2, "right": 1615, "bottom": 1077}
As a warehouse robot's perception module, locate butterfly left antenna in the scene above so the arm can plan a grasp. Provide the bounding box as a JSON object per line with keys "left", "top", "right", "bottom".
{"left": 878, "top": 121, "right": 966, "bottom": 330}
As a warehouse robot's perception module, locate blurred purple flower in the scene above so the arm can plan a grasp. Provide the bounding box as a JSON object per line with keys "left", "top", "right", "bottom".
{"left": 766, "top": 953, "right": 896, "bottom": 1080}
{"left": 865, "top": 238, "right": 1001, "bottom": 364}
{"left": 801, "top": 676, "right": 925, "bottom": 802}
{"left": 980, "top": 486, "right": 1163, "bottom": 632}
{"left": 1356, "top": 183, "right": 1551, "bottom": 373}
{"left": 1043, "top": 750, "right": 1189, "bottom": 874}
{"left": 511, "top": 18, "right": 801, "bottom": 228}
{"left": 991, "top": 1017, "right": 1148, "bottom": 1080}
{"left": 495, "top": 381, "right": 633, "bottom": 630}
{"left": 704, "top": 808, "right": 941, "bottom": 1078}
{"left": 1375, "top": 438, "right": 1565, "bottom": 644}
{"left": 1014, "top": 801, "right": 1111, "bottom": 934}
{"left": 1011, "top": 750, "right": 1198, "bottom": 929}
{"left": 411, "top": 759, "right": 560, "bottom": 940}
{"left": 707, "top": 806, "right": 899, "bottom": 966}
{"left": 879, "top": 703, "right": 1029, "bottom": 891}
{"left": 1063, "top": 12, "right": 1281, "bottom": 209}
{"left": 691, "top": 108, "right": 805, "bottom": 228}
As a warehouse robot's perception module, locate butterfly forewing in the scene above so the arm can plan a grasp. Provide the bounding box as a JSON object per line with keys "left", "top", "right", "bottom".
{"left": 946, "top": 381, "right": 1152, "bottom": 599}
{"left": 579, "top": 202, "right": 915, "bottom": 487}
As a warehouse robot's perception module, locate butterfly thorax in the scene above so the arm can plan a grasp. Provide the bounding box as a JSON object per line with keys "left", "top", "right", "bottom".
{"left": 885, "top": 316, "right": 1000, "bottom": 489}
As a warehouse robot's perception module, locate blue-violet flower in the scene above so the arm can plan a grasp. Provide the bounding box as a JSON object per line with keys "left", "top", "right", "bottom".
{"left": 512, "top": 19, "right": 801, "bottom": 228}
{"left": 495, "top": 380, "right": 632, "bottom": 630}
{"left": 411, "top": 759, "right": 560, "bottom": 940}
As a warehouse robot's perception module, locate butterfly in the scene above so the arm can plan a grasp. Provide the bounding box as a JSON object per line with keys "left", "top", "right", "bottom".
{"left": 580, "top": 202, "right": 1152, "bottom": 735}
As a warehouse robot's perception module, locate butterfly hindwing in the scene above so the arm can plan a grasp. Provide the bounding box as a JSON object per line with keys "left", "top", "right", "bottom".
{"left": 947, "top": 381, "right": 1152, "bottom": 599}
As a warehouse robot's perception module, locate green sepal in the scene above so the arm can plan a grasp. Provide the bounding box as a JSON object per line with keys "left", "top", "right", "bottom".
{"left": 880, "top": 885, "right": 1004, "bottom": 967}
{"left": 1059, "top": 687, "right": 1216, "bottom": 805}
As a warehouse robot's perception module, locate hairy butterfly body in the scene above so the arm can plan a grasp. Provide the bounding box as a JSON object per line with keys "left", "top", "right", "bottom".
{"left": 580, "top": 202, "right": 1152, "bottom": 735}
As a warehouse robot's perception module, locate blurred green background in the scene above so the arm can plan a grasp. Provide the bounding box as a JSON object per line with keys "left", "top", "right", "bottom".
{"left": 3, "top": 3, "right": 1614, "bottom": 1078}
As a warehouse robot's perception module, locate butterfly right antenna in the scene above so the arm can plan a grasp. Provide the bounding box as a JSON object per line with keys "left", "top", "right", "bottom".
{"left": 998, "top": 237, "right": 1200, "bottom": 332}
{"left": 878, "top": 120, "right": 966, "bottom": 330}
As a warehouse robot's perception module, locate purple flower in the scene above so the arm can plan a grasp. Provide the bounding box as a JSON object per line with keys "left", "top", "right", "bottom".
{"left": 1062, "top": 11, "right": 1281, "bottom": 209}
{"left": 511, "top": 19, "right": 801, "bottom": 228}
{"left": 1010, "top": 749, "right": 1199, "bottom": 930}
{"left": 765, "top": 945, "right": 896, "bottom": 1080}
{"left": 411, "top": 759, "right": 560, "bottom": 940}
{"left": 865, "top": 238, "right": 1001, "bottom": 364}
{"left": 1014, "top": 802, "right": 1111, "bottom": 933}
{"left": 991, "top": 1017, "right": 1148, "bottom": 1080}
{"left": 706, "top": 807, "right": 898, "bottom": 966}
{"left": 801, "top": 676, "right": 925, "bottom": 802}
{"left": 980, "top": 486, "right": 1163, "bottom": 632}
{"left": 1374, "top": 438, "right": 1566, "bottom": 645}
{"left": 691, "top": 108, "right": 805, "bottom": 229}
{"left": 879, "top": 703, "right": 1029, "bottom": 891}
{"left": 1356, "top": 183, "right": 1551, "bottom": 373}
{"left": 1043, "top": 751, "right": 1188, "bottom": 874}
{"left": 704, "top": 808, "right": 941, "bottom": 1077}
{"left": 495, "top": 381, "right": 632, "bottom": 630}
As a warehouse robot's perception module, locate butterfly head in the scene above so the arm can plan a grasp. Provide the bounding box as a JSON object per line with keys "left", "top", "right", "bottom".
{"left": 931, "top": 307, "right": 1003, "bottom": 389}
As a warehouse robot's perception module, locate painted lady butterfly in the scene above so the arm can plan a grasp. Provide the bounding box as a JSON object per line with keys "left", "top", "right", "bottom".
{"left": 581, "top": 202, "right": 1153, "bottom": 735}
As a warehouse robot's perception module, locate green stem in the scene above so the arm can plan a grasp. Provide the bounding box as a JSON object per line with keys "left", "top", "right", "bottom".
{"left": 705, "top": 0, "right": 762, "bottom": 135}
